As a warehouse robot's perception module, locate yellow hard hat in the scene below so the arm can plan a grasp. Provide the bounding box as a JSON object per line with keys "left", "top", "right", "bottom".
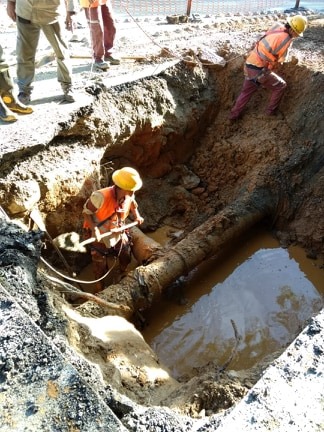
{"left": 112, "top": 167, "right": 143, "bottom": 191}
{"left": 287, "top": 15, "right": 307, "bottom": 36}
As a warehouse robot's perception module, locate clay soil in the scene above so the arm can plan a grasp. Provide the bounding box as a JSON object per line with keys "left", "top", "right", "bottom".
{"left": 0, "top": 3, "right": 324, "bottom": 431}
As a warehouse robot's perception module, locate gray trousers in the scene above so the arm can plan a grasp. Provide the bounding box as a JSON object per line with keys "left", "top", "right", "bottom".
{"left": 0, "top": 45, "right": 9, "bottom": 74}
{"left": 16, "top": 18, "right": 73, "bottom": 95}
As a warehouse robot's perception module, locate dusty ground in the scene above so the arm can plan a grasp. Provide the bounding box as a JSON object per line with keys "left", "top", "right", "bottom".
{"left": 0, "top": 3, "right": 324, "bottom": 431}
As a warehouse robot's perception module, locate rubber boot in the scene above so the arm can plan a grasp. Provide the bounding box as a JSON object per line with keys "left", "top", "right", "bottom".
{"left": 0, "top": 70, "right": 33, "bottom": 114}
{"left": 0, "top": 96, "right": 17, "bottom": 122}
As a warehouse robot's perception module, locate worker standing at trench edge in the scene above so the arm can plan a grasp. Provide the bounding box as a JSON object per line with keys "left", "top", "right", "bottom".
{"left": 82, "top": 167, "right": 144, "bottom": 293}
{"left": 6, "top": 0, "right": 78, "bottom": 104}
{"left": 229, "top": 15, "right": 308, "bottom": 120}
{"left": 79, "top": 0, "right": 120, "bottom": 71}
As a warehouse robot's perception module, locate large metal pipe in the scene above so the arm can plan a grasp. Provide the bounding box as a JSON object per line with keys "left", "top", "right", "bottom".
{"left": 77, "top": 188, "right": 273, "bottom": 319}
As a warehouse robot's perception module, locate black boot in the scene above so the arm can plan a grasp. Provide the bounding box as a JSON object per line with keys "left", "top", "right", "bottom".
{"left": 0, "top": 70, "right": 33, "bottom": 114}
{"left": 0, "top": 96, "right": 17, "bottom": 122}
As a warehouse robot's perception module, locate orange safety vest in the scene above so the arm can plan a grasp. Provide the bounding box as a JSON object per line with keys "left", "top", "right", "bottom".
{"left": 83, "top": 186, "right": 118, "bottom": 233}
{"left": 246, "top": 24, "right": 292, "bottom": 69}
{"left": 80, "top": 0, "right": 107, "bottom": 8}
{"left": 83, "top": 185, "right": 137, "bottom": 235}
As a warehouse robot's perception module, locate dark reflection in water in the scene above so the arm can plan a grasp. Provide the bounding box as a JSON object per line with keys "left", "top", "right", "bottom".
{"left": 142, "top": 227, "right": 324, "bottom": 378}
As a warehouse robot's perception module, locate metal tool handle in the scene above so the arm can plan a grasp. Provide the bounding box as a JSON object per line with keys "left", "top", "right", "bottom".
{"left": 80, "top": 221, "right": 138, "bottom": 247}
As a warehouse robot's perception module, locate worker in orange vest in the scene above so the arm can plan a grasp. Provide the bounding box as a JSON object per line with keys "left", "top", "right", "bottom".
{"left": 83, "top": 167, "right": 144, "bottom": 292}
{"left": 229, "top": 15, "right": 307, "bottom": 120}
{"left": 80, "top": 0, "right": 120, "bottom": 71}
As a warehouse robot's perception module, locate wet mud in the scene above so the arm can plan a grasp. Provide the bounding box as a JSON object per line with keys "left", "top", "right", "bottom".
{"left": 142, "top": 225, "right": 324, "bottom": 378}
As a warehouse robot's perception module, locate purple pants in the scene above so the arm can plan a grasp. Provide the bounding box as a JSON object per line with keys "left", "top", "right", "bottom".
{"left": 84, "top": 5, "right": 116, "bottom": 62}
{"left": 230, "top": 64, "right": 287, "bottom": 119}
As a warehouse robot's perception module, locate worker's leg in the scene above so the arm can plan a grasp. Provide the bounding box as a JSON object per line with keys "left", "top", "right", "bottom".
{"left": 0, "top": 45, "right": 32, "bottom": 119}
{"left": 229, "top": 66, "right": 260, "bottom": 120}
{"left": 118, "top": 249, "right": 131, "bottom": 273}
{"left": 101, "top": 4, "right": 116, "bottom": 56}
{"left": 16, "top": 18, "right": 41, "bottom": 98}
{"left": 85, "top": 7, "right": 104, "bottom": 62}
{"left": 0, "top": 45, "right": 10, "bottom": 73}
{"left": 259, "top": 71, "right": 287, "bottom": 115}
{"left": 0, "top": 68, "right": 33, "bottom": 114}
{"left": 41, "top": 22, "right": 72, "bottom": 88}
{"left": 0, "top": 97, "right": 17, "bottom": 122}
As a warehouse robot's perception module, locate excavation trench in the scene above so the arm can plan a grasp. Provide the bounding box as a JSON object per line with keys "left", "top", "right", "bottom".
{"left": 0, "top": 18, "right": 323, "bottom": 426}
{"left": 33, "top": 60, "right": 324, "bottom": 413}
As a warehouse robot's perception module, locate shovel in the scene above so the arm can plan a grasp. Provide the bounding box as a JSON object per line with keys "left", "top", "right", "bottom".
{"left": 52, "top": 221, "right": 139, "bottom": 254}
{"left": 79, "top": 221, "right": 139, "bottom": 247}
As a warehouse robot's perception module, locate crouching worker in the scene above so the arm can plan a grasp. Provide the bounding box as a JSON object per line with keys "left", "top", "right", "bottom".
{"left": 82, "top": 167, "right": 144, "bottom": 293}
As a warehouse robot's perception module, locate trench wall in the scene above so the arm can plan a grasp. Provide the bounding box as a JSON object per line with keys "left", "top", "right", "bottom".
{"left": 0, "top": 47, "right": 323, "bottom": 255}
{"left": 0, "top": 63, "right": 217, "bottom": 238}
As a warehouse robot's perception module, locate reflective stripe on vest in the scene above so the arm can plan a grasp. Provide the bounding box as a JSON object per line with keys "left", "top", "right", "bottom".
{"left": 83, "top": 186, "right": 118, "bottom": 232}
{"left": 258, "top": 32, "right": 291, "bottom": 61}
{"left": 247, "top": 25, "right": 292, "bottom": 68}
{"left": 93, "top": 186, "right": 118, "bottom": 233}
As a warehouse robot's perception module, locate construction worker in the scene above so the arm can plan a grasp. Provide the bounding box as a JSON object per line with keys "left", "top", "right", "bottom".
{"left": 229, "top": 15, "right": 307, "bottom": 120}
{"left": 80, "top": 0, "right": 120, "bottom": 71}
{"left": 6, "top": 0, "right": 78, "bottom": 105}
{"left": 0, "top": 44, "right": 33, "bottom": 122}
{"left": 83, "top": 167, "right": 144, "bottom": 292}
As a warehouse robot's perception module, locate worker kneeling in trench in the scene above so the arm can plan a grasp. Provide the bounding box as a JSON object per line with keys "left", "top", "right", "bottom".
{"left": 82, "top": 167, "right": 144, "bottom": 293}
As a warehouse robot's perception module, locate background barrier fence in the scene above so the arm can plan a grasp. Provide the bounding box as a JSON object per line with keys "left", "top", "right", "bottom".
{"left": 111, "top": 1, "right": 324, "bottom": 17}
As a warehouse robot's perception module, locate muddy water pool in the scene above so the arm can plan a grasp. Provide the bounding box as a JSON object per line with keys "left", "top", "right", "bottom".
{"left": 142, "top": 226, "right": 324, "bottom": 378}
